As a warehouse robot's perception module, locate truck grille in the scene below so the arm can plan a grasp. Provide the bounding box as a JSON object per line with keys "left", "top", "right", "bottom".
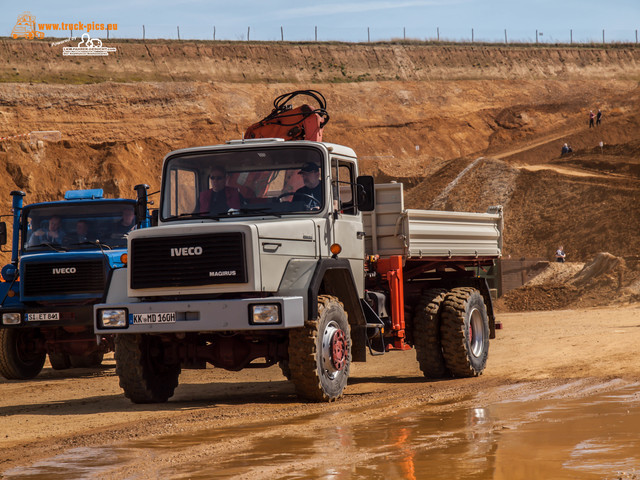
{"left": 23, "top": 260, "right": 106, "bottom": 297}
{"left": 131, "top": 233, "right": 247, "bottom": 289}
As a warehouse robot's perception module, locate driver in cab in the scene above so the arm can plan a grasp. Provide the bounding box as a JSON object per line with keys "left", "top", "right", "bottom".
{"left": 293, "top": 162, "right": 322, "bottom": 210}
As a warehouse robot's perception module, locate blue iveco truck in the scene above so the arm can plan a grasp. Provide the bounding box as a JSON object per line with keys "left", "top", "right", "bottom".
{"left": 0, "top": 187, "right": 150, "bottom": 379}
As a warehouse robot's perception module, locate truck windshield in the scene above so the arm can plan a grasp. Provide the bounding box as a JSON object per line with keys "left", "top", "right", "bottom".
{"left": 161, "top": 146, "right": 326, "bottom": 221}
{"left": 22, "top": 201, "right": 137, "bottom": 252}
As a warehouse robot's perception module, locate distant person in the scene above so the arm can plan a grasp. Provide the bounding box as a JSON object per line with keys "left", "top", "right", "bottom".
{"left": 27, "top": 215, "right": 65, "bottom": 246}
{"left": 589, "top": 110, "right": 595, "bottom": 128}
{"left": 555, "top": 246, "right": 566, "bottom": 263}
{"left": 596, "top": 109, "right": 602, "bottom": 126}
{"left": 567, "top": 144, "right": 573, "bottom": 153}
{"left": 561, "top": 143, "right": 569, "bottom": 156}
{"left": 113, "top": 206, "right": 136, "bottom": 236}
{"left": 198, "top": 166, "right": 244, "bottom": 214}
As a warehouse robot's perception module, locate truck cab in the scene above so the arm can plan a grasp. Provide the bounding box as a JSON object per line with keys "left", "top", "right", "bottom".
{"left": 0, "top": 189, "right": 144, "bottom": 379}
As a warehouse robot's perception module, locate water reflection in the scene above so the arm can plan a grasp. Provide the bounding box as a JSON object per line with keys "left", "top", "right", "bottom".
{"left": 4, "top": 382, "right": 640, "bottom": 479}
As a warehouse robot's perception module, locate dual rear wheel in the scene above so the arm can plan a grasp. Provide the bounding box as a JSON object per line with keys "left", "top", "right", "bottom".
{"left": 413, "top": 287, "right": 490, "bottom": 378}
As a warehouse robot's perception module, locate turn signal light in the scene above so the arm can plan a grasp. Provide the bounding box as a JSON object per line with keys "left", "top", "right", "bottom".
{"left": 120, "top": 253, "right": 128, "bottom": 265}
{"left": 330, "top": 243, "right": 342, "bottom": 255}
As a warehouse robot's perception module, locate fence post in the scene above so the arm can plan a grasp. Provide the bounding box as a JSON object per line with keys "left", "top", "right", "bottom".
{"left": 315, "top": 26, "right": 317, "bottom": 42}
{"left": 504, "top": 29, "right": 507, "bottom": 44}
{"left": 107, "top": 25, "right": 109, "bottom": 40}
{"left": 437, "top": 27, "right": 439, "bottom": 41}
{"left": 602, "top": 29, "right": 605, "bottom": 44}
{"left": 281, "top": 26, "right": 283, "bottom": 41}
{"left": 570, "top": 29, "right": 572, "bottom": 44}
{"left": 213, "top": 26, "right": 216, "bottom": 41}
{"left": 247, "top": 26, "right": 250, "bottom": 41}
{"left": 403, "top": 27, "right": 405, "bottom": 41}
{"left": 636, "top": 29, "right": 638, "bottom": 44}
{"left": 536, "top": 29, "right": 538, "bottom": 43}
{"left": 177, "top": 26, "right": 180, "bottom": 40}
{"left": 143, "top": 25, "right": 145, "bottom": 41}
{"left": 471, "top": 28, "right": 474, "bottom": 42}
{"left": 368, "top": 27, "right": 370, "bottom": 43}
{"left": 70, "top": 29, "right": 73, "bottom": 38}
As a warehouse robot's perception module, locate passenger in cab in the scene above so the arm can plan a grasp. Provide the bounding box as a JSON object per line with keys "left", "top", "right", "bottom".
{"left": 199, "top": 166, "right": 244, "bottom": 214}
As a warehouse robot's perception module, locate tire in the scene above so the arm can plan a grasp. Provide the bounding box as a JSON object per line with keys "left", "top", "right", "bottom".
{"left": 288, "top": 295, "right": 351, "bottom": 402}
{"left": 69, "top": 352, "right": 104, "bottom": 368}
{"left": 49, "top": 353, "right": 71, "bottom": 370}
{"left": 0, "top": 329, "right": 46, "bottom": 380}
{"left": 413, "top": 288, "right": 449, "bottom": 378}
{"left": 115, "top": 334, "right": 181, "bottom": 404}
{"left": 278, "top": 359, "right": 291, "bottom": 380}
{"left": 440, "top": 287, "right": 490, "bottom": 377}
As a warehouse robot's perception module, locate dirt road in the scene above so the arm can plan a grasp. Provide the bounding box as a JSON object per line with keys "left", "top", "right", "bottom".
{"left": 1, "top": 304, "right": 639, "bottom": 478}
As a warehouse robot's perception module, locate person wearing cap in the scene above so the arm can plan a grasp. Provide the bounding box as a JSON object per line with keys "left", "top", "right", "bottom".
{"left": 199, "top": 166, "right": 244, "bottom": 214}
{"left": 293, "top": 162, "right": 323, "bottom": 210}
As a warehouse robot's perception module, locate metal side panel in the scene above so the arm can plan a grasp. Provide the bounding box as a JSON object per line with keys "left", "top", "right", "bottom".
{"left": 404, "top": 209, "right": 502, "bottom": 258}
{"left": 363, "top": 183, "right": 405, "bottom": 257}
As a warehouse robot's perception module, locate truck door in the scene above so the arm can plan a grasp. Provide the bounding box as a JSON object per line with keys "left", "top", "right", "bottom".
{"left": 330, "top": 158, "right": 365, "bottom": 294}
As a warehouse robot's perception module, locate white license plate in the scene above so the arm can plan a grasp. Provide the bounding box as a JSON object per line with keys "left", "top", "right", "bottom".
{"left": 131, "top": 312, "right": 176, "bottom": 324}
{"left": 27, "top": 312, "right": 60, "bottom": 321}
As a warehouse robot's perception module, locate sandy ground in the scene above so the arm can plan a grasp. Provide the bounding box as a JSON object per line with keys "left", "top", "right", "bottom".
{"left": 1, "top": 303, "right": 639, "bottom": 477}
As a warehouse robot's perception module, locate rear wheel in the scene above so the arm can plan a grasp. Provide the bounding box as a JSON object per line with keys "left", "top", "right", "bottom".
{"left": 69, "top": 352, "right": 104, "bottom": 368}
{"left": 413, "top": 288, "right": 449, "bottom": 378}
{"left": 115, "top": 334, "right": 181, "bottom": 403}
{"left": 0, "top": 329, "right": 46, "bottom": 379}
{"left": 288, "top": 295, "right": 351, "bottom": 402}
{"left": 440, "top": 288, "right": 490, "bottom": 377}
{"left": 49, "top": 353, "right": 72, "bottom": 370}
{"left": 278, "top": 359, "right": 291, "bottom": 380}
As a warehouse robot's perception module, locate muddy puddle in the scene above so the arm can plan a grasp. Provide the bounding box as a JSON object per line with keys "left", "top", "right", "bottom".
{"left": 4, "top": 379, "right": 640, "bottom": 479}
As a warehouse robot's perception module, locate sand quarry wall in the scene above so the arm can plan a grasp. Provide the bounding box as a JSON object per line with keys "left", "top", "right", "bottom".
{"left": 0, "top": 40, "right": 639, "bottom": 269}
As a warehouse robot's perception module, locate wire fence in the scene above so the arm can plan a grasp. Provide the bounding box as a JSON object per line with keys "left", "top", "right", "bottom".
{"left": 5, "top": 23, "right": 640, "bottom": 45}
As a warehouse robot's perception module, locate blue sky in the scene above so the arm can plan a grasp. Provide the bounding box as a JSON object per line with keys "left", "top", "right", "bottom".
{"left": 4, "top": 0, "right": 639, "bottom": 43}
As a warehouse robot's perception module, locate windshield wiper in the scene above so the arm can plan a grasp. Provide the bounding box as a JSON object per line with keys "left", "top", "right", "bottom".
{"left": 71, "top": 241, "right": 114, "bottom": 250}
{"left": 235, "top": 207, "right": 282, "bottom": 218}
{"left": 166, "top": 212, "right": 220, "bottom": 221}
{"left": 27, "top": 242, "right": 68, "bottom": 252}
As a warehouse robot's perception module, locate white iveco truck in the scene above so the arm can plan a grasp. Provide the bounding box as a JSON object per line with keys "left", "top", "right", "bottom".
{"left": 95, "top": 138, "right": 503, "bottom": 403}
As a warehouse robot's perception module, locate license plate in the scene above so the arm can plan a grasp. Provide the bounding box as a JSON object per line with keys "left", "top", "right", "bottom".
{"left": 27, "top": 312, "right": 60, "bottom": 321}
{"left": 130, "top": 312, "right": 176, "bottom": 325}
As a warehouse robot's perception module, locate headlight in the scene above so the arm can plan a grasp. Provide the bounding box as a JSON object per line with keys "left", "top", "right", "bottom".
{"left": 99, "top": 309, "right": 128, "bottom": 328}
{"left": 2, "top": 312, "right": 21, "bottom": 325}
{"left": 250, "top": 304, "right": 281, "bottom": 325}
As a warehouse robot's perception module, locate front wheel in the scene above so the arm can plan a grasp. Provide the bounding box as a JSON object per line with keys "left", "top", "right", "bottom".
{"left": 0, "top": 329, "right": 46, "bottom": 379}
{"left": 440, "top": 288, "right": 490, "bottom": 377}
{"left": 288, "top": 295, "right": 351, "bottom": 402}
{"left": 115, "top": 334, "right": 181, "bottom": 403}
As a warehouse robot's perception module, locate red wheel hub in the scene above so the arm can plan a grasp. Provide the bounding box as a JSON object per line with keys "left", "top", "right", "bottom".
{"left": 330, "top": 330, "right": 347, "bottom": 371}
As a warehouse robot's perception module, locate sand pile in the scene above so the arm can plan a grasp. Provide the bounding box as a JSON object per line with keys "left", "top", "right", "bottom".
{"left": 498, "top": 252, "right": 638, "bottom": 311}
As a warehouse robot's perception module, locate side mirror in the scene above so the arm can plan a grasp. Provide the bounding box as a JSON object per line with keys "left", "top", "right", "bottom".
{"left": 356, "top": 176, "right": 375, "bottom": 212}
{"left": 134, "top": 184, "right": 150, "bottom": 227}
{"left": 0, "top": 222, "right": 6, "bottom": 246}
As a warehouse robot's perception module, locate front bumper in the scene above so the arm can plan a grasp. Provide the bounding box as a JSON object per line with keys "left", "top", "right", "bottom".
{"left": 94, "top": 296, "right": 304, "bottom": 334}
{"left": 1, "top": 304, "right": 94, "bottom": 328}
